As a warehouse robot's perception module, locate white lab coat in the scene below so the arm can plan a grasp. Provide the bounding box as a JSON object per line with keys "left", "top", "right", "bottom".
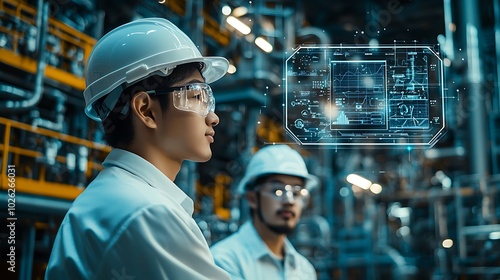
{"left": 45, "top": 148, "right": 229, "bottom": 280}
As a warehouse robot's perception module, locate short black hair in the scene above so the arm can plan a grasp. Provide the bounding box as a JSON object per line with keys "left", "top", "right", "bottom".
{"left": 100, "top": 62, "right": 204, "bottom": 148}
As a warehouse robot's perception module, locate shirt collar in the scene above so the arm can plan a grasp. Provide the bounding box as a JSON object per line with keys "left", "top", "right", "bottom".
{"left": 102, "top": 148, "right": 194, "bottom": 214}
{"left": 240, "top": 221, "right": 297, "bottom": 268}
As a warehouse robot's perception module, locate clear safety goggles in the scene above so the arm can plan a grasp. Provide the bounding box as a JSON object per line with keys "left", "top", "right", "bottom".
{"left": 148, "top": 83, "right": 215, "bottom": 117}
{"left": 257, "top": 182, "right": 309, "bottom": 203}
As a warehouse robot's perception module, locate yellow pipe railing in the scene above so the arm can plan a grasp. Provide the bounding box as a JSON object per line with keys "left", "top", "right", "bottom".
{"left": 0, "top": 117, "right": 111, "bottom": 200}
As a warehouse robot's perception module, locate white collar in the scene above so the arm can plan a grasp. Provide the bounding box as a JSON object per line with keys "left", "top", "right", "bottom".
{"left": 103, "top": 148, "right": 194, "bottom": 214}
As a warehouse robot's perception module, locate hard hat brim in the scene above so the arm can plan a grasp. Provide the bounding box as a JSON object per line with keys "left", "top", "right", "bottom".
{"left": 236, "top": 172, "right": 319, "bottom": 195}
{"left": 200, "top": 56, "right": 230, "bottom": 84}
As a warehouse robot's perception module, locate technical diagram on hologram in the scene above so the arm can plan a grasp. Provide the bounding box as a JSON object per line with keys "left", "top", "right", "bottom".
{"left": 285, "top": 46, "right": 445, "bottom": 147}
{"left": 330, "top": 61, "right": 386, "bottom": 129}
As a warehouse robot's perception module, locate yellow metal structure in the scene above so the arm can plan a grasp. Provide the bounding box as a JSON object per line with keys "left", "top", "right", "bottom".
{"left": 162, "top": 0, "right": 231, "bottom": 46}
{"left": 0, "top": 0, "right": 232, "bottom": 208}
{"left": 0, "top": 117, "right": 111, "bottom": 200}
{"left": 0, "top": 0, "right": 96, "bottom": 91}
{"left": 257, "top": 115, "right": 286, "bottom": 143}
{"left": 196, "top": 173, "right": 232, "bottom": 219}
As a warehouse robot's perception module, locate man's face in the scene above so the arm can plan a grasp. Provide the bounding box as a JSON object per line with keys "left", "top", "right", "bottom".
{"left": 251, "top": 174, "right": 307, "bottom": 235}
{"left": 154, "top": 70, "right": 219, "bottom": 163}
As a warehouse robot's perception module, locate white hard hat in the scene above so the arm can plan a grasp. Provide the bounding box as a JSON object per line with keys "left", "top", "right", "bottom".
{"left": 83, "top": 17, "right": 229, "bottom": 122}
{"left": 236, "top": 145, "right": 319, "bottom": 194}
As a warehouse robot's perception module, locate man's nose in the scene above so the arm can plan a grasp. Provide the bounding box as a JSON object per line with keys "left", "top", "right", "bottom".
{"left": 283, "top": 191, "right": 296, "bottom": 204}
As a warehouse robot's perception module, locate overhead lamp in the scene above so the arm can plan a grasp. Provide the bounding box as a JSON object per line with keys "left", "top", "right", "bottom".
{"left": 442, "top": 238, "right": 453, "bottom": 249}
{"left": 370, "top": 183, "right": 382, "bottom": 194}
{"left": 222, "top": 5, "right": 232, "bottom": 16}
{"left": 489, "top": 231, "right": 500, "bottom": 240}
{"left": 255, "top": 36, "right": 273, "bottom": 53}
{"left": 346, "top": 174, "right": 372, "bottom": 190}
{"left": 226, "top": 16, "right": 251, "bottom": 35}
{"left": 227, "top": 64, "right": 237, "bottom": 74}
{"left": 232, "top": 6, "right": 248, "bottom": 17}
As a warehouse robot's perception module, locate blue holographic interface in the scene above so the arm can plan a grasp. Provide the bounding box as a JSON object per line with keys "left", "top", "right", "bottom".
{"left": 285, "top": 46, "right": 446, "bottom": 147}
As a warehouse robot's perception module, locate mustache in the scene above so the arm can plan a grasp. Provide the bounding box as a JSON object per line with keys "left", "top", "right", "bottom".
{"left": 277, "top": 209, "right": 296, "bottom": 217}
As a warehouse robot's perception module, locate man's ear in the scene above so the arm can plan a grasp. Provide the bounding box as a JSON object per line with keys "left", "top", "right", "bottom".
{"left": 246, "top": 191, "right": 258, "bottom": 210}
{"left": 130, "top": 91, "right": 158, "bottom": 129}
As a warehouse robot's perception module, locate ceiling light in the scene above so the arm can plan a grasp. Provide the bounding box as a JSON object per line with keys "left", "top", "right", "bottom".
{"left": 346, "top": 174, "right": 372, "bottom": 190}
{"left": 442, "top": 239, "right": 453, "bottom": 248}
{"left": 255, "top": 36, "right": 273, "bottom": 53}
{"left": 232, "top": 6, "right": 248, "bottom": 17}
{"left": 489, "top": 231, "right": 500, "bottom": 240}
{"left": 227, "top": 64, "right": 237, "bottom": 74}
{"left": 226, "top": 16, "right": 251, "bottom": 35}
{"left": 370, "top": 183, "right": 382, "bottom": 194}
{"left": 222, "top": 5, "right": 231, "bottom": 16}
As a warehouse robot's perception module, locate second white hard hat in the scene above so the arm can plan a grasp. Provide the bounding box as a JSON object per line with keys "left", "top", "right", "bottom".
{"left": 236, "top": 145, "right": 319, "bottom": 194}
{"left": 83, "top": 17, "right": 229, "bottom": 122}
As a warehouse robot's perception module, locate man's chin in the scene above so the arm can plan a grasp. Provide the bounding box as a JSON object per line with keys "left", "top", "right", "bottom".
{"left": 191, "top": 150, "right": 212, "bottom": 162}
{"left": 266, "top": 223, "right": 296, "bottom": 235}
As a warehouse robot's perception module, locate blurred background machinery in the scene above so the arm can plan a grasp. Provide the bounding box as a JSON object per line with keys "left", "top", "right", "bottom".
{"left": 0, "top": 0, "right": 499, "bottom": 279}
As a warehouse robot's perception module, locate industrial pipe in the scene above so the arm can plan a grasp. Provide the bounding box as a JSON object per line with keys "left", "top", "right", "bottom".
{"left": 0, "top": 0, "right": 49, "bottom": 112}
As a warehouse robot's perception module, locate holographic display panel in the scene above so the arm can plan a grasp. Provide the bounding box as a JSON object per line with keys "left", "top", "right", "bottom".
{"left": 285, "top": 46, "right": 445, "bottom": 147}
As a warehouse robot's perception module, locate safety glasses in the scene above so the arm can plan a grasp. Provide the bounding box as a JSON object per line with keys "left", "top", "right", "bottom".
{"left": 257, "top": 182, "right": 309, "bottom": 203}
{"left": 147, "top": 83, "right": 215, "bottom": 117}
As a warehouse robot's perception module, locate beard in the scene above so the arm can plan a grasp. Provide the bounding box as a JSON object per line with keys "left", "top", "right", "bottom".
{"left": 256, "top": 195, "right": 296, "bottom": 235}
{"left": 263, "top": 222, "right": 296, "bottom": 235}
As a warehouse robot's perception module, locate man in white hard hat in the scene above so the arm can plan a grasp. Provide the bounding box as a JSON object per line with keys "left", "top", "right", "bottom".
{"left": 211, "top": 145, "right": 318, "bottom": 280}
{"left": 45, "top": 18, "right": 230, "bottom": 280}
